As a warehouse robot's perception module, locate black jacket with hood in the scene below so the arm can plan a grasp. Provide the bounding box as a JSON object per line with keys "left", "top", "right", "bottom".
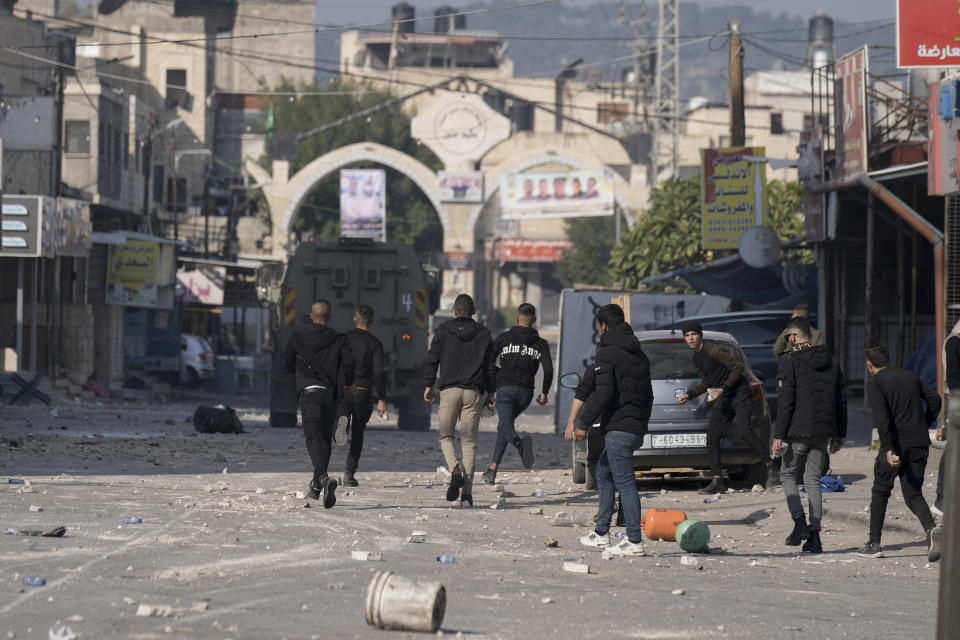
{"left": 578, "top": 321, "right": 653, "bottom": 436}
{"left": 423, "top": 317, "right": 494, "bottom": 392}
{"left": 774, "top": 343, "right": 847, "bottom": 440}
{"left": 283, "top": 324, "right": 355, "bottom": 398}
{"left": 488, "top": 326, "right": 554, "bottom": 394}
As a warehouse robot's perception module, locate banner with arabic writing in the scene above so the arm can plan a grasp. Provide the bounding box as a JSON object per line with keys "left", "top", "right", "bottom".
{"left": 107, "top": 239, "right": 161, "bottom": 307}
{"left": 700, "top": 147, "right": 766, "bottom": 250}
{"left": 897, "top": 1, "right": 960, "bottom": 68}
{"left": 176, "top": 265, "right": 226, "bottom": 305}
{"left": 834, "top": 47, "right": 869, "bottom": 179}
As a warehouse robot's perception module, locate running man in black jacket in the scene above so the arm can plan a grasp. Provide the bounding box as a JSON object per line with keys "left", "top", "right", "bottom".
{"left": 336, "top": 304, "right": 388, "bottom": 488}
{"left": 423, "top": 294, "right": 495, "bottom": 507}
{"left": 481, "top": 303, "right": 553, "bottom": 484}
{"left": 772, "top": 318, "right": 847, "bottom": 554}
{"left": 859, "top": 344, "right": 943, "bottom": 561}
{"left": 574, "top": 304, "right": 654, "bottom": 558}
{"left": 678, "top": 321, "right": 768, "bottom": 495}
{"left": 283, "top": 300, "right": 355, "bottom": 508}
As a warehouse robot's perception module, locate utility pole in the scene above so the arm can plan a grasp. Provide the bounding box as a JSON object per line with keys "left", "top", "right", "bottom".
{"left": 652, "top": 0, "right": 680, "bottom": 184}
{"left": 729, "top": 19, "right": 745, "bottom": 147}
{"left": 172, "top": 133, "right": 178, "bottom": 242}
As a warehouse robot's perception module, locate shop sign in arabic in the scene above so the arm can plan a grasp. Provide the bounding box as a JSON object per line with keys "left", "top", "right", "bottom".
{"left": 106, "top": 239, "right": 160, "bottom": 307}
{"left": 176, "top": 265, "right": 225, "bottom": 305}
{"left": 896, "top": 1, "right": 960, "bottom": 68}
{"left": 700, "top": 147, "right": 766, "bottom": 250}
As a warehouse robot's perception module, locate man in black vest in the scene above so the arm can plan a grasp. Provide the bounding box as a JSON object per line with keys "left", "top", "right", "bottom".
{"left": 481, "top": 303, "right": 553, "bottom": 484}
{"left": 336, "top": 304, "right": 388, "bottom": 488}
{"left": 283, "top": 300, "right": 355, "bottom": 508}
{"left": 772, "top": 318, "right": 847, "bottom": 554}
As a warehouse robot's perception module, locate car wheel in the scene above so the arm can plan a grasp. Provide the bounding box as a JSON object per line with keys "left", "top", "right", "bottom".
{"left": 742, "top": 460, "right": 769, "bottom": 488}
{"left": 184, "top": 366, "right": 200, "bottom": 388}
{"left": 573, "top": 443, "right": 586, "bottom": 484}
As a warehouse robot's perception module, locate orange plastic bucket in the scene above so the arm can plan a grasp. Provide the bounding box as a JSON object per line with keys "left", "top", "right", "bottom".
{"left": 641, "top": 508, "right": 688, "bottom": 541}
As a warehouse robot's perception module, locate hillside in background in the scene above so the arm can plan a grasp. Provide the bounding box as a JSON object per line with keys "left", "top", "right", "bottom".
{"left": 317, "top": 2, "right": 896, "bottom": 103}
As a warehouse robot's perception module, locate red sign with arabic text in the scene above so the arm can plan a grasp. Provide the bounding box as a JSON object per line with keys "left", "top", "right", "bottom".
{"left": 496, "top": 239, "right": 572, "bottom": 262}
{"left": 834, "top": 47, "right": 869, "bottom": 179}
{"left": 897, "top": 1, "right": 960, "bottom": 68}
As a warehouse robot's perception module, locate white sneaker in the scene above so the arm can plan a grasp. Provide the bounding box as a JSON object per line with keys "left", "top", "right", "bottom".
{"left": 601, "top": 538, "right": 647, "bottom": 559}
{"left": 579, "top": 531, "right": 610, "bottom": 549}
{"left": 931, "top": 503, "right": 944, "bottom": 518}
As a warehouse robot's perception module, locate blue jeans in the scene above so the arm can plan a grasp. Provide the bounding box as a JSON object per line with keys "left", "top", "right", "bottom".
{"left": 491, "top": 385, "right": 534, "bottom": 465}
{"left": 595, "top": 430, "right": 643, "bottom": 543}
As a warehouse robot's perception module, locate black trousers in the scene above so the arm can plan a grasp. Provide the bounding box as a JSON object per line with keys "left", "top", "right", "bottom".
{"left": 587, "top": 426, "right": 605, "bottom": 485}
{"left": 706, "top": 385, "right": 766, "bottom": 476}
{"left": 338, "top": 389, "right": 374, "bottom": 472}
{"left": 300, "top": 388, "right": 336, "bottom": 476}
{"left": 869, "top": 446, "right": 936, "bottom": 543}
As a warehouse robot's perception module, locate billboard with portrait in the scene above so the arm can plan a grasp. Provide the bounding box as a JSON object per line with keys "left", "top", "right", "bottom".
{"left": 340, "top": 169, "right": 386, "bottom": 241}
{"left": 499, "top": 170, "right": 614, "bottom": 219}
{"left": 438, "top": 171, "right": 483, "bottom": 202}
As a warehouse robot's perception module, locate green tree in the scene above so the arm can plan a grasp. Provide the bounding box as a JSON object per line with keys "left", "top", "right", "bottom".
{"left": 554, "top": 215, "right": 616, "bottom": 288}
{"left": 261, "top": 79, "right": 443, "bottom": 257}
{"left": 611, "top": 177, "right": 807, "bottom": 289}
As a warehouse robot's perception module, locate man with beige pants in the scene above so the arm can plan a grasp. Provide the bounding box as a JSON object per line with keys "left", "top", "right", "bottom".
{"left": 424, "top": 294, "right": 495, "bottom": 507}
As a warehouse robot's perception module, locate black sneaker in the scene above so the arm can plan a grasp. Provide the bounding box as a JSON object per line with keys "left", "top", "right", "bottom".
{"left": 928, "top": 525, "right": 943, "bottom": 563}
{"left": 802, "top": 531, "right": 822, "bottom": 554}
{"left": 698, "top": 477, "right": 725, "bottom": 495}
{"left": 446, "top": 464, "right": 465, "bottom": 502}
{"left": 481, "top": 468, "right": 497, "bottom": 485}
{"left": 785, "top": 518, "right": 809, "bottom": 546}
{"left": 857, "top": 542, "right": 883, "bottom": 558}
{"left": 518, "top": 435, "right": 535, "bottom": 469}
{"left": 460, "top": 493, "right": 473, "bottom": 507}
{"left": 322, "top": 475, "right": 338, "bottom": 509}
{"left": 343, "top": 470, "right": 359, "bottom": 487}
{"left": 308, "top": 475, "right": 321, "bottom": 500}
{"left": 334, "top": 415, "right": 349, "bottom": 448}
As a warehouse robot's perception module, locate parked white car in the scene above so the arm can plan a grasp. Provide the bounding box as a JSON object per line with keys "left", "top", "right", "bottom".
{"left": 180, "top": 334, "right": 214, "bottom": 387}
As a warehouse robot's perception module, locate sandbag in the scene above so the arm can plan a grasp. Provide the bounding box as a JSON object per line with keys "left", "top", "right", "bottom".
{"left": 193, "top": 405, "right": 244, "bottom": 434}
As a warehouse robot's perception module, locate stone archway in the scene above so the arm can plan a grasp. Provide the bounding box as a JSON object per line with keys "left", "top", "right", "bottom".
{"left": 244, "top": 142, "right": 446, "bottom": 256}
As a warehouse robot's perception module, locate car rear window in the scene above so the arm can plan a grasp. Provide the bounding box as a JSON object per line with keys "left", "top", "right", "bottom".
{"left": 640, "top": 340, "right": 741, "bottom": 380}
{"left": 724, "top": 318, "right": 783, "bottom": 346}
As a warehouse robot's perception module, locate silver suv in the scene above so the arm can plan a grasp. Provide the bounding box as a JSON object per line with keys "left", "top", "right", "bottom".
{"left": 567, "top": 330, "right": 771, "bottom": 487}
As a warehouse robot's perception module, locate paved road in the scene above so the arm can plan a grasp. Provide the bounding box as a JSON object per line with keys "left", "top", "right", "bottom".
{"left": 0, "top": 391, "right": 944, "bottom": 639}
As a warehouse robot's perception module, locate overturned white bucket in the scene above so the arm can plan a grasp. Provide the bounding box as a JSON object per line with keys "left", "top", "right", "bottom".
{"left": 365, "top": 570, "right": 446, "bottom": 633}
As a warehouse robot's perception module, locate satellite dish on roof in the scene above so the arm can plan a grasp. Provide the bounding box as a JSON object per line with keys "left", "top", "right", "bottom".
{"left": 739, "top": 226, "right": 781, "bottom": 268}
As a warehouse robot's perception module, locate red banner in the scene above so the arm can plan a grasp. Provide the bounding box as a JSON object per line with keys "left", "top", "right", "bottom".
{"left": 496, "top": 239, "right": 572, "bottom": 262}
{"left": 897, "top": 1, "right": 960, "bottom": 68}
{"left": 834, "top": 47, "right": 869, "bottom": 179}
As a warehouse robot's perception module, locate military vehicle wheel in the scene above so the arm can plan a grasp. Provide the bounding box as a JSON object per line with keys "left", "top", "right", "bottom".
{"left": 397, "top": 400, "right": 431, "bottom": 431}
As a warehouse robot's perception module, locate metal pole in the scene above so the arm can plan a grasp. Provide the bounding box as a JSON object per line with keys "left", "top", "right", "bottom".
{"left": 864, "top": 194, "right": 875, "bottom": 409}
{"left": 938, "top": 396, "right": 960, "bottom": 638}
{"left": 29, "top": 258, "right": 37, "bottom": 371}
{"left": 172, "top": 135, "right": 178, "bottom": 242}
{"left": 729, "top": 20, "right": 745, "bottom": 147}
{"left": 16, "top": 258, "right": 24, "bottom": 373}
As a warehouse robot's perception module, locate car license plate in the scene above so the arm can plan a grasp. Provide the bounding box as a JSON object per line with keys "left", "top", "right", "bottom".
{"left": 650, "top": 433, "right": 707, "bottom": 448}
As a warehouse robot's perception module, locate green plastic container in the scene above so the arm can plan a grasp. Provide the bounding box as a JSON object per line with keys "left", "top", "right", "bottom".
{"left": 675, "top": 519, "right": 710, "bottom": 553}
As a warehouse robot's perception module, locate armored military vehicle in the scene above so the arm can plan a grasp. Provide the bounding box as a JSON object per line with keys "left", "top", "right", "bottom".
{"left": 263, "top": 239, "right": 435, "bottom": 430}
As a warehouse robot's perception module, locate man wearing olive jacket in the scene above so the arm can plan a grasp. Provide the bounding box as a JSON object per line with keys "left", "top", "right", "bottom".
{"left": 574, "top": 304, "right": 653, "bottom": 559}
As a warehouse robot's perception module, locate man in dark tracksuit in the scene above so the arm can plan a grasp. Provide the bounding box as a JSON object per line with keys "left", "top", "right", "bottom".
{"left": 481, "top": 303, "right": 553, "bottom": 484}
{"left": 336, "top": 304, "right": 388, "bottom": 488}
{"left": 772, "top": 318, "right": 847, "bottom": 554}
{"left": 678, "top": 320, "right": 767, "bottom": 495}
{"left": 283, "top": 300, "right": 355, "bottom": 509}
{"left": 423, "top": 294, "right": 495, "bottom": 507}
{"left": 859, "top": 344, "right": 943, "bottom": 562}
{"left": 574, "top": 304, "right": 654, "bottom": 558}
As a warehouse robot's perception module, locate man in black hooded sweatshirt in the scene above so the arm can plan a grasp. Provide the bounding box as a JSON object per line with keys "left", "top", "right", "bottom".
{"left": 283, "top": 300, "right": 355, "bottom": 508}
{"left": 423, "top": 294, "right": 495, "bottom": 507}
{"left": 772, "top": 317, "right": 847, "bottom": 554}
{"left": 574, "top": 304, "right": 654, "bottom": 558}
{"left": 481, "top": 303, "right": 553, "bottom": 485}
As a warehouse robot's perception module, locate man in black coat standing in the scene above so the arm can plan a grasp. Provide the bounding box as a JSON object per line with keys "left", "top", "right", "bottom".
{"left": 772, "top": 318, "right": 847, "bottom": 554}
{"left": 283, "top": 300, "right": 355, "bottom": 508}
{"left": 574, "top": 304, "right": 653, "bottom": 559}
{"left": 858, "top": 344, "right": 943, "bottom": 562}
{"left": 481, "top": 303, "right": 553, "bottom": 484}
{"left": 336, "top": 304, "right": 388, "bottom": 488}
